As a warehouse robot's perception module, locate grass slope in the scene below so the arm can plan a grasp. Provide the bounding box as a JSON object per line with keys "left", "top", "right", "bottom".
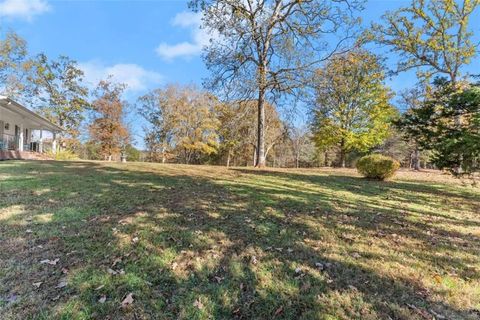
{"left": 0, "top": 161, "right": 479, "bottom": 320}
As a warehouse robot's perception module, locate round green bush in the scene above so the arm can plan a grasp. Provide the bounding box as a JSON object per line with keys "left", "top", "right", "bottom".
{"left": 356, "top": 154, "right": 400, "bottom": 180}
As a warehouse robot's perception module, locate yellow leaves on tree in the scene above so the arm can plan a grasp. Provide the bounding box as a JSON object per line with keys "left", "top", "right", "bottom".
{"left": 89, "top": 79, "right": 130, "bottom": 161}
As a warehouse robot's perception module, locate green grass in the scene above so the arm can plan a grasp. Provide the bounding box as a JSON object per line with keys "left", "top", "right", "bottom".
{"left": 0, "top": 161, "right": 479, "bottom": 320}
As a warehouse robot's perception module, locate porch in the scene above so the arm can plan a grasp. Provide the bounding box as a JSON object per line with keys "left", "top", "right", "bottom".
{"left": 0, "top": 96, "right": 63, "bottom": 160}
{"left": 0, "top": 132, "right": 56, "bottom": 153}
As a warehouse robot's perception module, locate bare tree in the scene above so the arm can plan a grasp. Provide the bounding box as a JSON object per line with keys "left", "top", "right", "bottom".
{"left": 190, "top": 0, "right": 362, "bottom": 167}
{"left": 289, "top": 125, "right": 310, "bottom": 168}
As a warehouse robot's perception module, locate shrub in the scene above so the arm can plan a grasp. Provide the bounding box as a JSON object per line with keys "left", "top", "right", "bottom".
{"left": 356, "top": 154, "right": 400, "bottom": 180}
{"left": 46, "top": 149, "right": 79, "bottom": 161}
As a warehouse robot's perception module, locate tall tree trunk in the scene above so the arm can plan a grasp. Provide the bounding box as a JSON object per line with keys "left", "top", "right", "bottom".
{"left": 161, "top": 143, "right": 167, "bottom": 164}
{"left": 451, "top": 78, "right": 464, "bottom": 174}
{"left": 339, "top": 151, "right": 346, "bottom": 168}
{"left": 226, "top": 149, "right": 231, "bottom": 167}
{"left": 339, "top": 139, "right": 346, "bottom": 168}
{"left": 184, "top": 148, "right": 189, "bottom": 164}
{"left": 253, "top": 146, "right": 257, "bottom": 167}
{"left": 256, "top": 88, "right": 266, "bottom": 167}
{"left": 324, "top": 151, "right": 329, "bottom": 167}
{"left": 413, "top": 147, "right": 421, "bottom": 171}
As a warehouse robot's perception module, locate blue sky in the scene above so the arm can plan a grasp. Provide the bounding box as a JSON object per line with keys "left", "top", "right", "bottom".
{"left": 0, "top": 0, "right": 444, "bottom": 94}
{"left": 0, "top": 0, "right": 479, "bottom": 145}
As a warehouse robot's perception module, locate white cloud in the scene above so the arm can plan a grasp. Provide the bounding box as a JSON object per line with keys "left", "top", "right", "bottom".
{"left": 172, "top": 11, "right": 202, "bottom": 28}
{"left": 79, "top": 61, "right": 164, "bottom": 93}
{"left": 156, "top": 42, "right": 202, "bottom": 61}
{"left": 156, "top": 11, "right": 213, "bottom": 61}
{"left": 0, "top": 0, "right": 50, "bottom": 20}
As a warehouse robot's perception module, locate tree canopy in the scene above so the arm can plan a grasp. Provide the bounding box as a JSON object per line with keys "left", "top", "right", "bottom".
{"left": 89, "top": 79, "right": 130, "bottom": 161}
{"left": 311, "top": 50, "right": 397, "bottom": 167}
{"left": 399, "top": 78, "right": 480, "bottom": 175}
{"left": 190, "top": 0, "right": 362, "bottom": 167}
{"left": 371, "top": 0, "right": 479, "bottom": 83}
{"left": 29, "top": 54, "right": 90, "bottom": 146}
{"left": 139, "top": 84, "right": 220, "bottom": 164}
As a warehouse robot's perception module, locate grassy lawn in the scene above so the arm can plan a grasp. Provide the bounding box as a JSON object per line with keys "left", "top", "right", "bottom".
{"left": 0, "top": 161, "right": 479, "bottom": 320}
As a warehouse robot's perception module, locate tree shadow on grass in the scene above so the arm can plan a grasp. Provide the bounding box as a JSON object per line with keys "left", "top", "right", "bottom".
{"left": 231, "top": 168, "right": 480, "bottom": 225}
{"left": 0, "top": 161, "right": 479, "bottom": 319}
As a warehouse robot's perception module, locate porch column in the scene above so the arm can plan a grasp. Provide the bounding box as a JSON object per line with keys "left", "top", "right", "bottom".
{"left": 52, "top": 132, "right": 57, "bottom": 154}
{"left": 39, "top": 129, "right": 43, "bottom": 153}
{"left": 18, "top": 123, "right": 24, "bottom": 151}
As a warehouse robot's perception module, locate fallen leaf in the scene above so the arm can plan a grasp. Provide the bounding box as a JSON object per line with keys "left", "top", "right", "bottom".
{"left": 56, "top": 278, "right": 68, "bottom": 289}
{"left": 51, "top": 295, "right": 60, "bottom": 301}
{"left": 121, "top": 293, "right": 134, "bottom": 308}
{"left": 251, "top": 256, "right": 258, "bottom": 265}
{"left": 132, "top": 236, "right": 139, "bottom": 244}
{"left": 98, "top": 295, "right": 106, "bottom": 303}
{"left": 193, "top": 298, "right": 204, "bottom": 310}
{"left": 430, "top": 309, "right": 446, "bottom": 319}
{"left": 294, "top": 267, "right": 302, "bottom": 274}
{"left": 274, "top": 306, "right": 284, "bottom": 316}
{"left": 315, "top": 262, "right": 324, "bottom": 270}
{"left": 107, "top": 268, "right": 117, "bottom": 275}
{"left": 32, "top": 282, "right": 43, "bottom": 289}
{"left": 26, "top": 229, "right": 33, "bottom": 233}
{"left": 40, "top": 258, "right": 60, "bottom": 265}
{"left": 61, "top": 268, "right": 69, "bottom": 274}
{"left": 95, "top": 285, "right": 105, "bottom": 291}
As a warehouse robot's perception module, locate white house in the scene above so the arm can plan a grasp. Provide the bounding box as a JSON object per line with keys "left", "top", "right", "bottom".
{"left": 0, "top": 96, "right": 63, "bottom": 160}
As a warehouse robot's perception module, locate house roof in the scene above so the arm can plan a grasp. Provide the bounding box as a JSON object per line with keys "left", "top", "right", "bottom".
{"left": 0, "top": 96, "right": 64, "bottom": 132}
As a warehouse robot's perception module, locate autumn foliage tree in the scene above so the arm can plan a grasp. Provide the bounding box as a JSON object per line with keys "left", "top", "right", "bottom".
{"left": 311, "top": 50, "right": 397, "bottom": 167}
{"left": 139, "top": 84, "right": 219, "bottom": 164}
{"left": 89, "top": 79, "right": 129, "bottom": 161}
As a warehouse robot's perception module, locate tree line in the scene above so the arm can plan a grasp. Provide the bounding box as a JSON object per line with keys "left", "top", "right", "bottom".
{"left": 0, "top": 0, "right": 478, "bottom": 176}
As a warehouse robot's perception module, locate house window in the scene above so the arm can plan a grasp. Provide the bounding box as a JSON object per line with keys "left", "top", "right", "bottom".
{"left": 4, "top": 123, "right": 9, "bottom": 130}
